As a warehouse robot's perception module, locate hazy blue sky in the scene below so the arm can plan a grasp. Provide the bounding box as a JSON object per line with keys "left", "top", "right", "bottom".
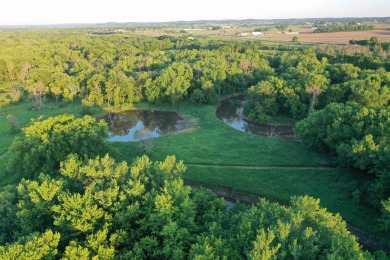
{"left": 1, "top": 0, "right": 389, "bottom": 25}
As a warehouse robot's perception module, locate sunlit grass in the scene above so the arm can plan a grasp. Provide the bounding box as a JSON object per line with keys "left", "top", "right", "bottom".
{"left": 0, "top": 100, "right": 387, "bottom": 241}
{"left": 112, "top": 102, "right": 331, "bottom": 167}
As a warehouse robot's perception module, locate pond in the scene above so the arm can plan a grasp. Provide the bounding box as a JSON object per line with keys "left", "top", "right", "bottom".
{"left": 216, "top": 99, "right": 294, "bottom": 139}
{"left": 102, "top": 110, "right": 186, "bottom": 142}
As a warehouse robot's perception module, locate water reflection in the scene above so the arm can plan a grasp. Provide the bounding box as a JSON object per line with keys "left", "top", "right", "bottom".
{"left": 102, "top": 110, "right": 186, "bottom": 142}
{"left": 216, "top": 99, "right": 294, "bottom": 139}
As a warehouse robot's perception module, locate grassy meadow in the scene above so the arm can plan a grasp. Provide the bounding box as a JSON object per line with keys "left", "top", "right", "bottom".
{"left": 0, "top": 99, "right": 389, "bottom": 242}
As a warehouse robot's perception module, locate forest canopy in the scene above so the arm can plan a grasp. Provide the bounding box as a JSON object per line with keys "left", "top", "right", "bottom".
{"left": 0, "top": 152, "right": 370, "bottom": 259}
{"left": 0, "top": 29, "right": 389, "bottom": 257}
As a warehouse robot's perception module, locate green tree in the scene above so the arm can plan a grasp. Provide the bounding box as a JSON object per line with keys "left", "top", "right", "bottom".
{"left": 7, "top": 115, "right": 21, "bottom": 134}
{"left": 154, "top": 62, "right": 193, "bottom": 106}
{"left": 306, "top": 73, "right": 328, "bottom": 114}
{"left": 62, "top": 83, "right": 80, "bottom": 103}
{"left": 0, "top": 230, "right": 60, "bottom": 259}
{"left": 245, "top": 77, "right": 282, "bottom": 122}
{"left": 380, "top": 198, "right": 390, "bottom": 231}
{"left": 1, "top": 153, "right": 372, "bottom": 259}
{"left": 27, "top": 82, "right": 46, "bottom": 109}
{"left": 0, "top": 185, "right": 18, "bottom": 244}
{"left": 7, "top": 115, "right": 108, "bottom": 179}
{"left": 349, "top": 74, "right": 390, "bottom": 107}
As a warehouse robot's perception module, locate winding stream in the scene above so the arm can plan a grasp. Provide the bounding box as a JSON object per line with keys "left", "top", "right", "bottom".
{"left": 216, "top": 99, "right": 294, "bottom": 139}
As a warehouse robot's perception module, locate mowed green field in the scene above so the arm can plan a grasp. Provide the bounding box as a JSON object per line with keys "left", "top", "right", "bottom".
{"left": 112, "top": 103, "right": 331, "bottom": 167}
{"left": 0, "top": 100, "right": 388, "bottom": 241}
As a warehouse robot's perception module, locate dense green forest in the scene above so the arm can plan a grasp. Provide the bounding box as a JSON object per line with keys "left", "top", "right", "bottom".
{"left": 0, "top": 29, "right": 389, "bottom": 258}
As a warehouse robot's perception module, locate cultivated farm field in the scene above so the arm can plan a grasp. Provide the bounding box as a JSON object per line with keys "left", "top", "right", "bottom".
{"left": 256, "top": 28, "right": 390, "bottom": 44}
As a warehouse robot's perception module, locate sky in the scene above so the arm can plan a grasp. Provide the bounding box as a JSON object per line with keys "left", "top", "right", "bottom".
{"left": 1, "top": 0, "right": 389, "bottom": 25}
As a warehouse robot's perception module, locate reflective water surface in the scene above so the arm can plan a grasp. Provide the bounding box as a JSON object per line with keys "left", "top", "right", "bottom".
{"left": 102, "top": 110, "right": 186, "bottom": 142}
{"left": 216, "top": 99, "right": 294, "bottom": 139}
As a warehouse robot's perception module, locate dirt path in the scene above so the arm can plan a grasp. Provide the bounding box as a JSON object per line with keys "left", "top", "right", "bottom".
{"left": 186, "top": 163, "right": 336, "bottom": 171}
{"left": 185, "top": 180, "right": 390, "bottom": 253}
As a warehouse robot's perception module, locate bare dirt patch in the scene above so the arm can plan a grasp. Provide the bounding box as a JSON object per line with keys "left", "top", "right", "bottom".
{"left": 252, "top": 29, "right": 390, "bottom": 44}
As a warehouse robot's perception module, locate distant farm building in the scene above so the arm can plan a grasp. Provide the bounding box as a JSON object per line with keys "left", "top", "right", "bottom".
{"left": 252, "top": 32, "right": 264, "bottom": 36}
{"left": 238, "top": 33, "right": 248, "bottom": 37}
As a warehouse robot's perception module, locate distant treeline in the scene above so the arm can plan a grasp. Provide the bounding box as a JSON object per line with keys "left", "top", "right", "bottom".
{"left": 350, "top": 37, "right": 390, "bottom": 51}
{"left": 314, "top": 23, "right": 374, "bottom": 33}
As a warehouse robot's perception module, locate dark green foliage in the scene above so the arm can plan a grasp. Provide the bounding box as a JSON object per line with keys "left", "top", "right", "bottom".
{"left": 245, "top": 77, "right": 282, "bottom": 122}
{"left": 0, "top": 185, "right": 18, "bottom": 244}
{"left": 295, "top": 103, "right": 390, "bottom": 173}
{"left": 150, "top": 62, "right": 193, "bottom": 106}
{"left": 380, "top": 199, "right": 390, "bottom": 231}
{"left": 350, "top": 37, "right": 390, "bottom": 52}
{"left": 190, "top": 89, "right": 206, "bottom": 104}
{"left": 0, "top": 154, "right": 371, "bottom": 259}
{"left": 7, "top": 115, "right": 108, "bottom": 179}
{"left": 314, "top": 23, "right": 374, "bottom": 33}
{"left": 295, "top": 103, "right": 390, "bottom": 213}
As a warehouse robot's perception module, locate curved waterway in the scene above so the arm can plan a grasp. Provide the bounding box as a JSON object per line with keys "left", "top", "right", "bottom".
{"left": 102, "top": 110, "right": 186, "bottom": 142}
{"left": 216, "top": 99, "right": 294, "bottom": 139}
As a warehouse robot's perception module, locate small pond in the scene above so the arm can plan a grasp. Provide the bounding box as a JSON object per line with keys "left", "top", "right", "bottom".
{"left": 216, "top": 99, "right": 294, "bottom": 139}
{"left": 102, "top": 110, "right": 186, "bottom": 142}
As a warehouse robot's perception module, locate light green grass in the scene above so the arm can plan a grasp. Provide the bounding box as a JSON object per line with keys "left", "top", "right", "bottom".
{"left": 0, "top": 100, "right": 387, "bottom": 242}
{"left": 112, "top": 103, "right": 331, "bottom": 167}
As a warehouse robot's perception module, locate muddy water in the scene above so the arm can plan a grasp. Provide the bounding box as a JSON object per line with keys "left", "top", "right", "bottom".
{"left": 216, "top": 99, "right": 294, "bottom": 139}
{"left": 102, "top": 110, "right": 186, "bottom": 142}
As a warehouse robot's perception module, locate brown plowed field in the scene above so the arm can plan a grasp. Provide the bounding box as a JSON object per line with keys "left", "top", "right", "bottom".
{"left": 255, "top": 29, "right": 390, "bottom": 44}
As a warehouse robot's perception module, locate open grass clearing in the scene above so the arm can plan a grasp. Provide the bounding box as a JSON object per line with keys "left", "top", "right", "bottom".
{"left": 112, "top": 102, "right": 332, "bottom": 167}
{"left": 0, "top": 100, "right": 388, "bottom": 243}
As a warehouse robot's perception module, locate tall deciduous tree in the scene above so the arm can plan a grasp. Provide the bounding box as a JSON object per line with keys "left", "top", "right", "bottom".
{"left": 1, "top": 153, "right": 373, "bottom": 259}
{"left": 153, "top": 62, "right": 193, "bottom": 106}
{"left": 27, "top": 82, "right": 46, "bottom": 109}
{"left": 0, "top": 230, "right": 60, "bottom": 259}
{"left": 305, "top": 73, "right": 328, "bottom": 114}
{"left": 7, "top": 115, "right": 108, "bottom": 179}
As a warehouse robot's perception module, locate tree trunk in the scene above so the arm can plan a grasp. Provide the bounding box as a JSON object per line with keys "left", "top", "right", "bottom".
{"left": 308, "top": 92, "right": 316, "bottom": 115}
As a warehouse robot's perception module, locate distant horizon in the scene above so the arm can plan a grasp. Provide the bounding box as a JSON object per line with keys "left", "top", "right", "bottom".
{"left": 1, "top": 0, "right": 389, "bottom": 26}
{"left": 0, "top": 16, "right": 389, "bottom": 27}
